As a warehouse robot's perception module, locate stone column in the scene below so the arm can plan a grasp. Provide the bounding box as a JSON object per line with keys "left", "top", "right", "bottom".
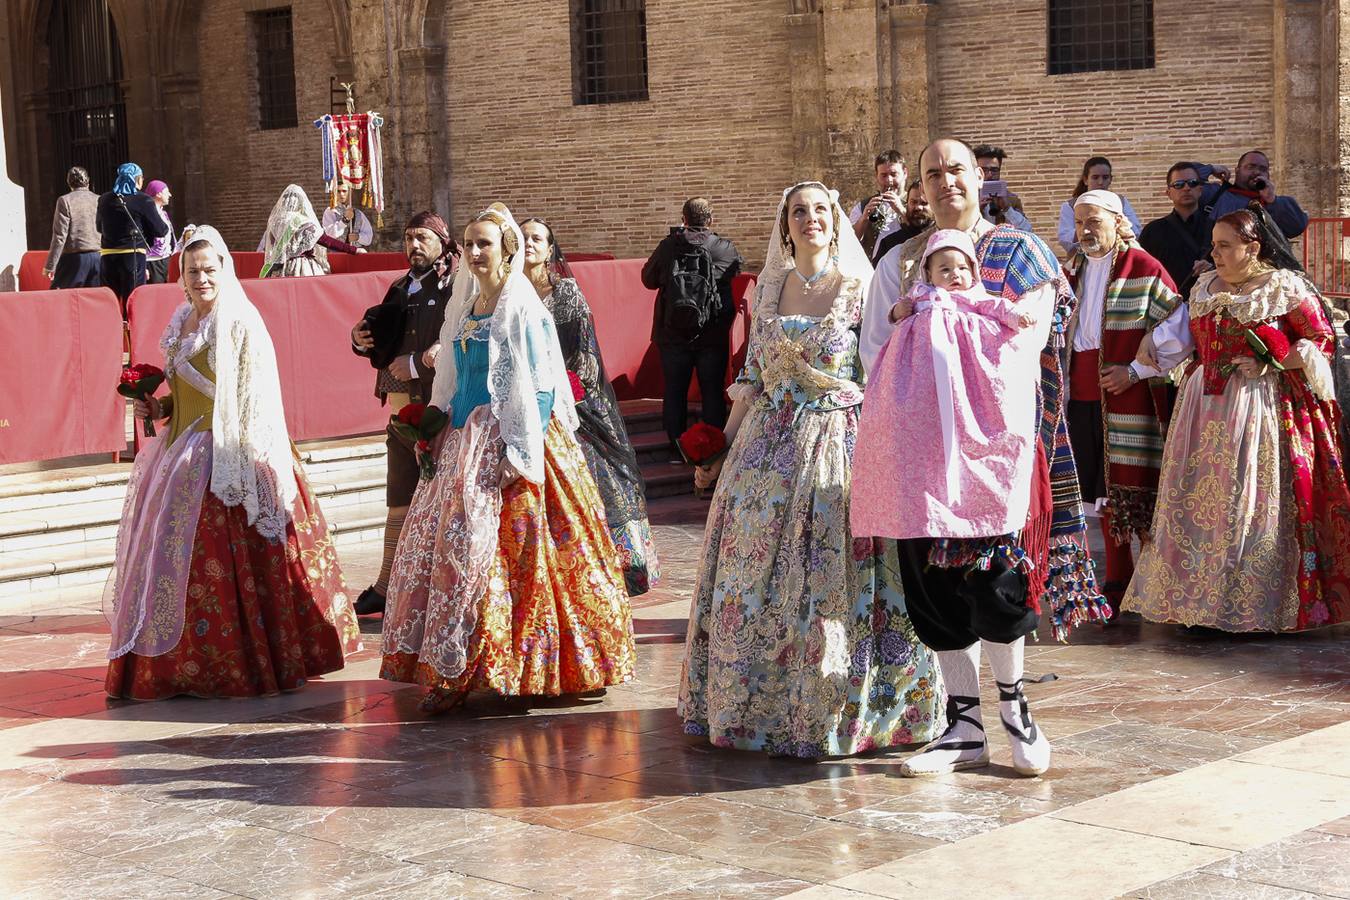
{"left": 396, "top": 45, "right": 448, "bottom": 219}
{"left": 785, "top": 6, "right": 829, "bottom": 182}
{"left": 888, "top": 0, "right": 937, "bottom": 166}
{"left": 0, "top": 83, "right": 27, "bottom": 291}
{"left": 1272, "top": 0, "right": 1338, "bottom": 217}
{"left": 349, "top": 0, "right": 403, "bottom": 239}
{"left": 819, "top": 0, "right": 882, "bottom": 202}
{"left": 159, "top": 74, "right": 205, "bottom": 228}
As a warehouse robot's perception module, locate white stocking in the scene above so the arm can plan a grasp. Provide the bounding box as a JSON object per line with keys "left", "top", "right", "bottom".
{"left": 982, "top": 637, "right": 1051, "bottom": 776}
{"left": 900, "top": 643, "right": 989, "bottom": 776}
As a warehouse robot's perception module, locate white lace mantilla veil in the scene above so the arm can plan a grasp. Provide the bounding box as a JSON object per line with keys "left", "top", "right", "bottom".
{"left": 428, "top": 205, "right": 577, "bottom": 483}
{"left": 258, "top": 183, "right": 323, "bottom": 274}
{"left": 173, "top": 225, "right": 298, "bottom": 541}
{"left": 756, "top": 181, "right": 873, "bottom": 308}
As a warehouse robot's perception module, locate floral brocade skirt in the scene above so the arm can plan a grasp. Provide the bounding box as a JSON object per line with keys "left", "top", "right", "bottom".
{"left": 105, "top": 466, "right": 359, "bottom": 700}
{"left": 1124, "top": 365, "right": 1350, "bottom": 631}
{"left": 678, "top": 400, "right": 943, "bottom": 759}
{"left": 380, "top": 411, "right": 636, "bottom": 696}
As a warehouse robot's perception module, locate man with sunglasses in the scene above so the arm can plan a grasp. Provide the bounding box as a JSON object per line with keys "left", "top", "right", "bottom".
{"left": 1138, "top": 161, "right": 1214, "bottom": 293}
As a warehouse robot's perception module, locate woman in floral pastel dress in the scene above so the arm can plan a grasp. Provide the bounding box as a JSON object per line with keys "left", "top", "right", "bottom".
{"left": 677, "top": 182, "right": 942, "bottom": 758}
{"left": 1125, "top": 207, "right": 1350, "bottom": 632}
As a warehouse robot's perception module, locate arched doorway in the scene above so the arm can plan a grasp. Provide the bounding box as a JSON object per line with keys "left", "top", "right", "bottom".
{"left": 45, "top": 0, "right": 128, "bottom": 191}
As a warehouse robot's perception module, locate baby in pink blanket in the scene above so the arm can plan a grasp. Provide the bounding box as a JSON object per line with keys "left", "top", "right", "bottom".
{"left": 851, "top": 229, "right": 1041, "bottom": 539}
{"left": 889, "top": 235, "right": 1034, "bottom": 330}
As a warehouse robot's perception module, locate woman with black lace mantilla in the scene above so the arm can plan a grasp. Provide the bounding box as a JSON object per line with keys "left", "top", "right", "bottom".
{"left": 520, "top": 218, "right": 659, "bottom": 595}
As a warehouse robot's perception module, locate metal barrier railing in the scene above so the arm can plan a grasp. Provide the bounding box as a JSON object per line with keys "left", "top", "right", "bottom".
{"left": 1302, "top": 217, "right": 1350, "bottom": 299}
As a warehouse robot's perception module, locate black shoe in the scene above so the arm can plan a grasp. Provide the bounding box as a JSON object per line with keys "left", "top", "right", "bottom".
{"left": 354, "top": 585, "right": 386, "bottom": 616}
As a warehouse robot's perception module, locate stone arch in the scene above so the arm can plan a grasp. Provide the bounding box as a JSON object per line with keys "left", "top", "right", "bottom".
{"left": 325, "top": 0, "right": 353, "bottom": 63}
{"left": 400, "top": 0, "right": 450, "bottom": 50}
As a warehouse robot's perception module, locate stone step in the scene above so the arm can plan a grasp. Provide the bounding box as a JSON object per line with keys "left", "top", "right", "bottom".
{"left": 631, "top": 429, "right": 675, "bottom": 465}
{"left": 0, "top": 402, "right": 704, "bottom": 593}
{"left": 0, "top": 495, "right": 389, "bottom": 600}
{"left": 642, "top": 460, "right": 695, "bottom": 500}
{"left": 0, "top": 437, "right": 390, "bottom": 598}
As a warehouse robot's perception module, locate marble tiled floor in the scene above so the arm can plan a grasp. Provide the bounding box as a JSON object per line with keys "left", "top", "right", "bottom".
{"left": 0, "top": 495, "right": 1347, "bottom": 899}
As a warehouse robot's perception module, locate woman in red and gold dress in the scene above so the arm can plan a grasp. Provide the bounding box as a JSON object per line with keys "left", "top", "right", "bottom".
{"left": 104, "top": 225, "right": 359, "bottom": 699}
{"left": 1125, "top": 206, "right": 1350, "bottom": 632}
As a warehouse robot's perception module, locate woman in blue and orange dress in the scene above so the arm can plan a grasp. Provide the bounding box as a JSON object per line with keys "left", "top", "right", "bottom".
{"left": 380, "top": 204, "right": 635, "bottom": 713}
{"left": 104, "top": 225, "right": 358, "bottom": 699}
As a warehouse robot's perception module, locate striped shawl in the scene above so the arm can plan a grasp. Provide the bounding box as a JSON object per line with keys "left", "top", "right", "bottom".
{"left": 1066, "top": 243, "right": 1182, "bottom": 541}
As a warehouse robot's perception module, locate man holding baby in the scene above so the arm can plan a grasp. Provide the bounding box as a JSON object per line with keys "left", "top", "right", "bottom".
{"left": 856, "top": 138, "right": 1106, "bottom": 781}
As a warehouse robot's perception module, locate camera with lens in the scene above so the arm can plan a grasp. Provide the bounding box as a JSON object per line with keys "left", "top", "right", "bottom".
{"left": 1251, "top": 176, "right": 1268, "bottom": 191}
{"left": 867, "top": 195, "right": 896, "bottom": 229}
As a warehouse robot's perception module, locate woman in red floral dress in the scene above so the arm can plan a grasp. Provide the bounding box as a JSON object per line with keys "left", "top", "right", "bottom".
{"left": 104, "top": 225, "right": 359, "bottom": 699}
{"left": 1126, "top": 207, "right": 1350, "bottom": 632}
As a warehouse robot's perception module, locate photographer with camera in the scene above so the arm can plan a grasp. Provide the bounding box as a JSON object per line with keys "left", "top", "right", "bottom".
{"left": 1193, "top": 150, "right": 1308, "bottom": 239}
{"left": 848, "top": 150, "right": 907, "bottom": 257}
{"left": 973, "top": 144, "right": 1032, "bottom": 231}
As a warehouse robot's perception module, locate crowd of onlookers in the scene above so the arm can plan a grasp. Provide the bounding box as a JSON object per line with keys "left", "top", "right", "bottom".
{"left": 839, "top": 144, "right": 1309, "bottom": 295}
{"left": 41, "top": 164, "right": 376, "bottom": 307}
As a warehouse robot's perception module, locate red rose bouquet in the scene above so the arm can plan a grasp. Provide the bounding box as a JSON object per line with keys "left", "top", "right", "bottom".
{"left": 567, "top": 370, "right": 585, "bottom": 403}
{"left": 1245, "top": 324, "right": 1291, "bottom": 372}
{"left": 390, "top": 402, "right": 449, "bottom": 480}
{"left": 116, "top": 364, "right": 166, "bottom": 436}
{"left": 677, "top": 422, "right": 729, "bottom": 498}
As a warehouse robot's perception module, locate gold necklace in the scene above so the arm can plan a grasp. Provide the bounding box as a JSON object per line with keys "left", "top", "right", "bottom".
{"left": 1228, "top": 265, "right": 1270, "bottom": 295}
{"left": 461, "top": 291, "right": 499, "bottom": 352}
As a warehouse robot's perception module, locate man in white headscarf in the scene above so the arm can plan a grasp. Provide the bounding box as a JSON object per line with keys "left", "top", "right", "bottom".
{"left": 1064, "top": 189, "right": 1187, "bottom": 612}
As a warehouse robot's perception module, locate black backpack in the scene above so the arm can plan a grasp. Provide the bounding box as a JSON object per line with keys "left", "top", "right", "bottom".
{"left": 663, "top": 239, "right": 719, "bottom": 340}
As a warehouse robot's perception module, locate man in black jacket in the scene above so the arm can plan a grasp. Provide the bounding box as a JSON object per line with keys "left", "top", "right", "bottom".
{"left": 349, "top": 211, "right": 456, "bottom": 615}
{"left": 1138, "top": 161, "right": 1213, "bottom": 297}
{"left": 641, "top": 198, "right": 743, "bottom": 451}
{"left": 96, "top": 162, "right": 169, "bottom": 310}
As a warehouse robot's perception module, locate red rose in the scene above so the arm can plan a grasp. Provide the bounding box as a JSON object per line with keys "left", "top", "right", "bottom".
{"left": 116, "top": 364, "right": 167, "bottom": 437}
{"left": 120, "top": 363, "right": 164, "bottom": 385}
{"left": 1251, "top": 324, "right": 1291, "bottom": 363}
{"left": 677, "top": 422, "right": 727, "bottom": 466}
{"left": 567, "top": 370, "right": 585, "bottom": 402}
{"left": 397, "top": 402, "right": 426, "bottom": 428}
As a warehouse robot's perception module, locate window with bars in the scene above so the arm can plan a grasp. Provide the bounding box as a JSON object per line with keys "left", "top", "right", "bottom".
{"left": 253, "top": 7, "right": 298, "bottom": 129}
{"left": 571, "top": 0, "right": 649, "bottom": 105}
{"left": 1047, "top": 0, "right": 1154, "bottom": 76}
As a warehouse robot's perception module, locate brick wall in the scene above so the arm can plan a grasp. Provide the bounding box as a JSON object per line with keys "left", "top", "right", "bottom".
{"left": 172, "top": 0, "right": 1290, "bottom": 263}
{"left": 932, "top": 0, "right": 1276, "bottom": 252}
{"left": 436, "top": 0, "right": 793, "bottom": 264}
{"left": 197, "top": 0, "right": 341, "bottom": 249}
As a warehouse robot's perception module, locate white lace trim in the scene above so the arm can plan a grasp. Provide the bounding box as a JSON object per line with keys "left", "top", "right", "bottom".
{"left": 1293, "top": 338, "right": 1337, "bottom": 401}
{"left": 168, "top": 226, "right": 297, "bottom": 542}
{"left": 429, "top": 212, "right": 577, "bottom": 484}
{"left": 1189, "top": 268, "right": 1312, "bottom": 324}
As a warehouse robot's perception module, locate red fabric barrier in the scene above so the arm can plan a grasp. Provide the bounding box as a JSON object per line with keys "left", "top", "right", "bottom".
{"left": 127, "top": 271, "right": 406, "bottom": 443}
{"left": 167, "top": 252, "right": 267, "bottom": 284}
{"left": 112, "top": 261, "right": 753, "bottom": 450}
{"left": 18, "top": 251, "right": 51, "bottom": 291}
{"left": 570, "top": 259, "right": 663, "bottom": 399}
{"left": 0, "top": 287, "right": 125, "bottom": 463}
{"left": 567, "top": 253, "right": 616, "bottom": 263}
{"left": 329, "top": 252, "right": 409, "bottom": 274}
{"left": 568, "top": 260, "right": 754, "bottom": 401}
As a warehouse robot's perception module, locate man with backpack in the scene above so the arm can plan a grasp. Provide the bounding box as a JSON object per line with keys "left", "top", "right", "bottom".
{"left": 642, "top": 197, "right": 744, "bottom": 453}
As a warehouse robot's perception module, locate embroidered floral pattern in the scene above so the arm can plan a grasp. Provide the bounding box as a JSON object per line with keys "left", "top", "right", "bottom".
{"left": 678, "top": 276, "right": 941, "bottom": 758}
